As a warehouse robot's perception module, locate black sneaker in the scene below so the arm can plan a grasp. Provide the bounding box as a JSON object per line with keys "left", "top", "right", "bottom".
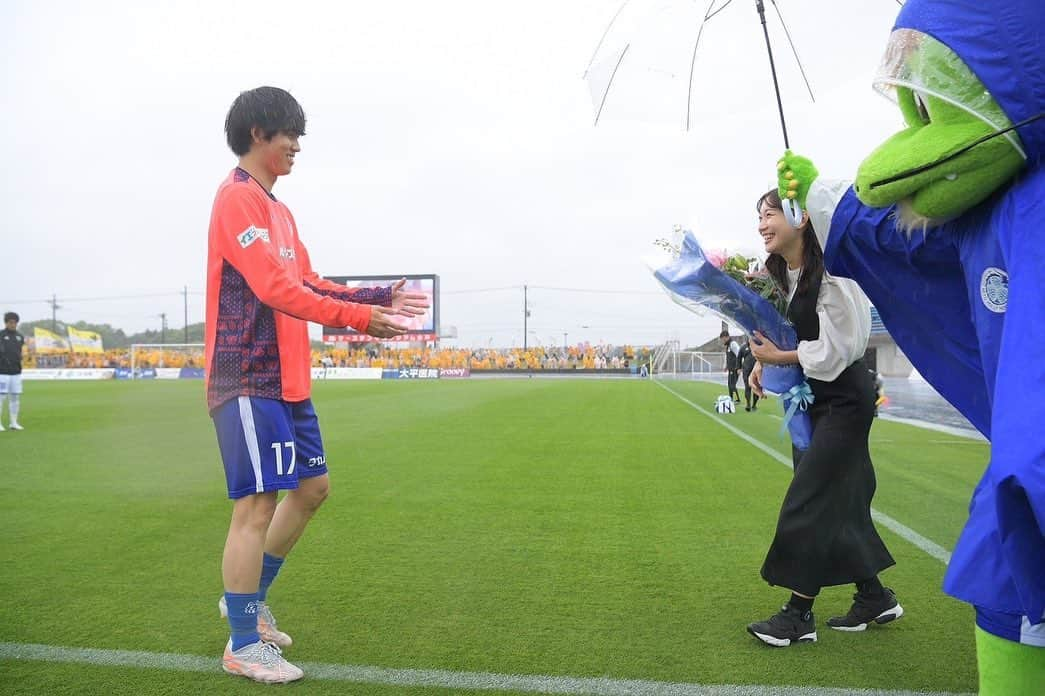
{"left": 827, "top": 588, "right": 904, "bottom": 631}
{"left": 747, "top": 604, "right": 817, "bottom": 646}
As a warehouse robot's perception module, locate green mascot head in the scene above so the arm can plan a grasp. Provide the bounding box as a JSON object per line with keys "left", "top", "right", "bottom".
{"left": 853, "top": 30, "right": 1028, "bottom": 229}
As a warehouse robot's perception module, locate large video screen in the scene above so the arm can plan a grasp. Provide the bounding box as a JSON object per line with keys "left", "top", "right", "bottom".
{"left": 321, "top": 274, "right": 439, "bottom": 343}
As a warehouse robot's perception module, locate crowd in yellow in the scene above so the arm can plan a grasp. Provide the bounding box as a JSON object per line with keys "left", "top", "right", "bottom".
{"left": 27, "top": 344, "right": 649, "bottom": 371}
{"left": 314, "top": 344, "right": 648, "bottom": 370}
{"left": 29, "top": 348, "right": 203, "bottom": 369}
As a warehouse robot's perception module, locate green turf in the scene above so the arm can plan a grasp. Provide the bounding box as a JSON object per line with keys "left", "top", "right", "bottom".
{"left": 0, "top": 379, "right": 987, "bottom": 694}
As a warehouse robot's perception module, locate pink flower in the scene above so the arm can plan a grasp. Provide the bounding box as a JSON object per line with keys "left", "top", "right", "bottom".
{"left": 705, "top": 248, "right": 728, "bottom": 269}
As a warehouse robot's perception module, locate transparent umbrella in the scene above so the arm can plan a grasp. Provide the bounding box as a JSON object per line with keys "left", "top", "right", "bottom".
{"left": 584, "top": 0, "right": 821, "bottom": 223}
{"left": 584, "top": 0, "right": 815, "bottom": 142}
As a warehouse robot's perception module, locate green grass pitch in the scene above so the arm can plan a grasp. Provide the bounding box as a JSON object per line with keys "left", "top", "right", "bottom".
{"left": 0, "top": 378, "right": 987, "bottom": 694}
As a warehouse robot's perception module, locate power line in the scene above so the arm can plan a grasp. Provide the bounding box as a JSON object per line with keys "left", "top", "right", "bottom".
{"left": 2, "top": 290, "right": 204, "bottom": 304}
{"left": 8, "top": 285, "right": 669, "bottom": 302}
{"left": 62, "top": 291, "right": 204, "bottom": 303}
{"left": 441, "top": 286, "right": 522, "bottom": 295}
{"left": 530, "top": 284, "right": 660, "bottom": 294}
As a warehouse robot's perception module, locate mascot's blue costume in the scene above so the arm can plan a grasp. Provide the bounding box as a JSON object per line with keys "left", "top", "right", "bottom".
{"left": 776, "top": 1, "right": 1043, "bottom": 692}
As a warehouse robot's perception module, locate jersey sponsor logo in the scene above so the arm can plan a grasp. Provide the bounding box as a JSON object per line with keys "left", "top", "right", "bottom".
{"left": 237, "top": 225, "right": 270, "bottom": 249}
{"left": 979, "top": 267, "right": 1008, "bottom": 313}
{"left": 279, "top": 247, "right": 296, "bottom": 260}
{"left": 307, "top": 455, "right": 326, "bottom": 468}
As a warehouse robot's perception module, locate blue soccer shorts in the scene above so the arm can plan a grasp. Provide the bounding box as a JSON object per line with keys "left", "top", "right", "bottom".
{"left": 212, "top": 396, "right": 329, "bottom": 499}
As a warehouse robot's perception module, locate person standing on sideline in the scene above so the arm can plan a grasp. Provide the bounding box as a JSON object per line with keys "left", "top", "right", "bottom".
{"left": 207, "top": 86, "right": 429, "bottom": 684}
{"left": 746, "top": 189, "right": 902, "bottom": 647}
{"left": 0, "top": 312, "right": 25, "bottom": 431}
{"left": 721, "top": 330, "right": 741, "bottom": 402}
{"left": 739, "top": 340, "right": 759, "bottom": 412}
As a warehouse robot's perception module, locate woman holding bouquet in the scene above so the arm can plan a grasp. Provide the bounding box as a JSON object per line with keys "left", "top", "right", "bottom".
{"left": 744, "top": 189, "right": 903, "bottom": 647}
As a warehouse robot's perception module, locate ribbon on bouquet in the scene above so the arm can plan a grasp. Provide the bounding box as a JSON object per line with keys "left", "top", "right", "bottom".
{"left": 779, "top": 381, "right": 815, "bottom": 438}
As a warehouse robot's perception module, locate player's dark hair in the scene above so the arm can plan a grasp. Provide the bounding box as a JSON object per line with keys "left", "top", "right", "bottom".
{"left": 719, "top": 330, "right": 729, "bottom": 338}
{"left": 224, "top": 86, "right": 307, "bottom": 156}
{"left": 756, "top": 188, "right": 823, "bottom": 299}
{"left": 3, "top": 312, "right": 18, "bottom": 323}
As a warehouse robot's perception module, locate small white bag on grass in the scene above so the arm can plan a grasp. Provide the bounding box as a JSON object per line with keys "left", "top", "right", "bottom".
{"left": 715, "top": 395, "right": 735, "bottom": 414}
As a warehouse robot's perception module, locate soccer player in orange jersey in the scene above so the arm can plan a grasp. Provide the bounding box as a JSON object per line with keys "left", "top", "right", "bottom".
{"left": 207, "top": 86, "right": 428, "bottom": 683}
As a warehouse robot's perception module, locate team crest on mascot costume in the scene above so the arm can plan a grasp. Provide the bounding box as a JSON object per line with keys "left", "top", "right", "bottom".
{"left": 774, "top": 1, "right": 1043, "bottom": 693}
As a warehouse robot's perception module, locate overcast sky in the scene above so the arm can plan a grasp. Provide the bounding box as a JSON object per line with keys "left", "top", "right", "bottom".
{"left": 1, "top": 0, "right": 905, "bottom": 349}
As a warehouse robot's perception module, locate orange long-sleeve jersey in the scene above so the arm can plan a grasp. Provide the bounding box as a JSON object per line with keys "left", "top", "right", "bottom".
{"left": 205, "top": 168, "right": 391, "bottom": 411}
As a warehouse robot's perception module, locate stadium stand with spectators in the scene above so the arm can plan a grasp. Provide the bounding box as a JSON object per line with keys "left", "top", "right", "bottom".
{"left": 22, "top": 344, "right": 650, "bottom": 373}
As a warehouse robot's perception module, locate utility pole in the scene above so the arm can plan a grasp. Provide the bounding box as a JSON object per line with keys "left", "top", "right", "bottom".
{"left": 523, "top": 284, "right": 529, "bottom": 351}
{"left": 160, "top": 313, "right": 168, "bottom": 345}
{"left": 50, "top": 294, "right": 60, "bottom": 332}
{"left": 183, "top": 286, "right": 189, "bottom": 343}
{"left": 563, "top": 332, "right": 568, "bottom": 352}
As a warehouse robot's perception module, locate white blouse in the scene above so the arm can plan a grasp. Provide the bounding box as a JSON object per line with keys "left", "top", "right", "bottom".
{"left": 785, "top": 261, "right": 871, "bottom": 383}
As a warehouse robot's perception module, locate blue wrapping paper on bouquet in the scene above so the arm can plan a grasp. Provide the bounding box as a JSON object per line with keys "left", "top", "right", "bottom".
{"left": 763, "top": 365, "right": 814, "bottom": 450}
{"left": 648, "top": 230, "right": 813, "bottom": 450}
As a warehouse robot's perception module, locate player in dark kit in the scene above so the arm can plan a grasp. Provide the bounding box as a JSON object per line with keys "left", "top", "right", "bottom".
{"left": 0, "top": 312, "right": 26, "bottom": 431}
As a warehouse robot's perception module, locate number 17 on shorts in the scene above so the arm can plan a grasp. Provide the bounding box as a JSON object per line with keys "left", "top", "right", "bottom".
{"left": 213, "top": 396, "right": 319, "bottom": 499}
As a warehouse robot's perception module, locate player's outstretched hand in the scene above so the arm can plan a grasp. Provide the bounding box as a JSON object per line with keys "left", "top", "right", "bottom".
{"left": 391, "top": 278, "right": 430, "bottom": 317}
{"left": 365, "top": 305, "right": 411, "bottom": 338}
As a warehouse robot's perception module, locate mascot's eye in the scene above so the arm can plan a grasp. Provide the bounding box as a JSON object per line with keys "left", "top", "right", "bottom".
{"left": 913, "top": 93, "right": 931, "bottom": 123}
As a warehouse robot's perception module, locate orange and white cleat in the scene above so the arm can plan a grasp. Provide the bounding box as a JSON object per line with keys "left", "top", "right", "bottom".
{"left": 218, "top": 595, "right": 293, "bottom": 648}
{"left": 221, "top": 639, "right": 303, "bottom": 683}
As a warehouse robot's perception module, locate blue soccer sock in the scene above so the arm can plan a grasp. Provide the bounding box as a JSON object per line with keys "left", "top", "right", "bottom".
{"left": 258, "top": 553, "right": 284, "bottom": 602}
{"left": 224, "top": 591, "right": 260, "bottom": 651}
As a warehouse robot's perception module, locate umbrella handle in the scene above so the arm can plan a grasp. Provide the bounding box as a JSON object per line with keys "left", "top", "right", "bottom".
{"left": 783, "top": 199, "right": 803, "bottom": 228}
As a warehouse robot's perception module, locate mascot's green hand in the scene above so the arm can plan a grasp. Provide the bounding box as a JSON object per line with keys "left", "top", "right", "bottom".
{"left": 776, "top": 150, "right": 819, "bottom": 209}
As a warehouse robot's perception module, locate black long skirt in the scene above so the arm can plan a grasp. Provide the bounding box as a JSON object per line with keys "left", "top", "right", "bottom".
{"left": 760, "top": 362, "right": 895, "bottom": 596}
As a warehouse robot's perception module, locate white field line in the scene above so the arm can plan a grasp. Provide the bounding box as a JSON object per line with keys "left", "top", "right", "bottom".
{"left": 876, "top": 415, "right": 986, "bottom": 441}
{"left": 756, "top": 399, "right": 983, "bottom": 443}
{"left": 653, "top": 381, "right": 952, "bottom": 565}
{"left": 0, "top": 642, "right": 973, "bottom": 696}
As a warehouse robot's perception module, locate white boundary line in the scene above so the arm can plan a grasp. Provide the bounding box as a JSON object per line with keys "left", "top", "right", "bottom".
{"left": 877, "top": 415, "right": 986, "bottom": 441}
{"left": 653, "top": 381, "right": 952, "bottom": 565}
{"left": 670, "top": 375, "right": 985, "bottom": 442}
{"left": 0, "top": 642, "right": 973, "bottom": 696}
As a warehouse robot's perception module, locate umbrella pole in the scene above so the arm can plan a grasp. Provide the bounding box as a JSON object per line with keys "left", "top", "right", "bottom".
{"left": 754, "top": 0, "right": 789, "bottom": 149}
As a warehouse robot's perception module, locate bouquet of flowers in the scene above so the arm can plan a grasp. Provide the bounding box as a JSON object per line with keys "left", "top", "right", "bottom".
{"left": 646, "top": 227, "right": 813, "bottom": 450}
